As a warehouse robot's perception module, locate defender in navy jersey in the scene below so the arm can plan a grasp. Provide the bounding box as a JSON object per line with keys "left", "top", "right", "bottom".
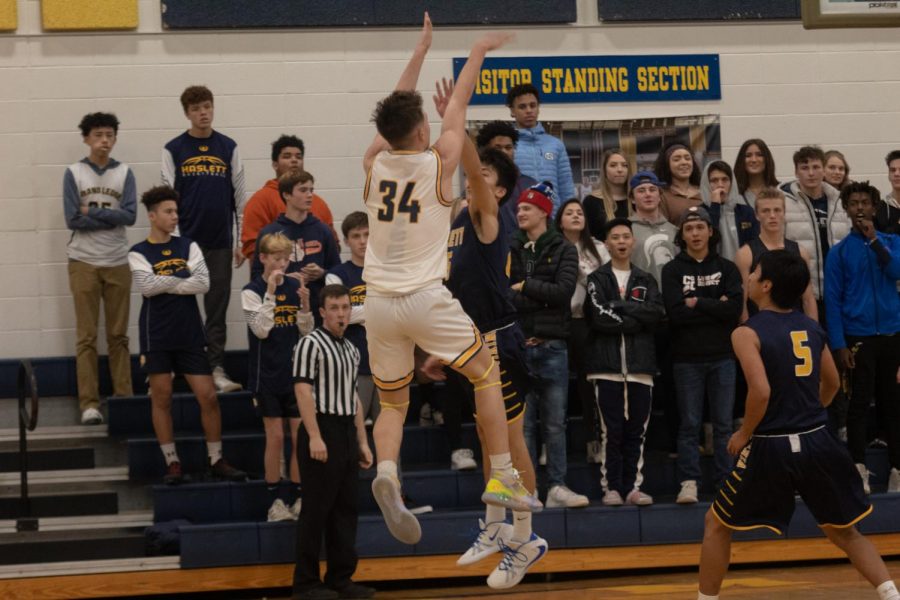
{"left": 697, "top": 250, "right": 897, "bottom": 600}
{"left": 129, "top": 186, "right": 246, "bottom": 486}
{"left": 429, "top": 86, "right": 546, "bottom": 590}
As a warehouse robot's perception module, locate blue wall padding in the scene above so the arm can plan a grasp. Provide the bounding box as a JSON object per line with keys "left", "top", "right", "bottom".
{"left": 599, "top": 0, "right": 800, "bottom": 21}
{"left": 161, "top": 0, "right": 576, "bottom": 29}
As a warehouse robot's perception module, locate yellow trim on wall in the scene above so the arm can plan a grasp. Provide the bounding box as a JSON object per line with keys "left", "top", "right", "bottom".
{"left": 42, "top": 0, "right": 138, "bottom": 31}
{"left": 0, "top": 0, "right": 17, "bottom": 31}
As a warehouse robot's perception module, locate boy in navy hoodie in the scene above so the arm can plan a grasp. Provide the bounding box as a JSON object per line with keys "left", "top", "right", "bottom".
{"left": 252, "top": 171, "right": 340, "bottom": 323}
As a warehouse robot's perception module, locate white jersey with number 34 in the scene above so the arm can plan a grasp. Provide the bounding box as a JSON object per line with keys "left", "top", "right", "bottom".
{"left": 363, "top": 148, "right": 452, "bottom": 296}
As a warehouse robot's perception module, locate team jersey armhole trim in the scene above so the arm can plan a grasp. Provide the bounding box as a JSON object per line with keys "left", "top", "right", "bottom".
{"left": 363, "top": 166, "right": 373, "bottom": 203}
{"left": 432, "top": 147, "right": 451, "bottom": 207}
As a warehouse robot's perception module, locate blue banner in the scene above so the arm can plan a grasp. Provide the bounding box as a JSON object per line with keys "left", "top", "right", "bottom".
{"left": 452, "top": 54, "right": 720, "bottom": 105}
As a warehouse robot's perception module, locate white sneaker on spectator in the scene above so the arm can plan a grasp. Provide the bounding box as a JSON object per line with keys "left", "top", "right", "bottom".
{"left": 290, "top": 498, "right": 302, "bottom": 518}
{"left": 889, "top": 468, "right": 900, "bottom": 494}
{"left": 601, "top": 490, "right": 623, "bottom": 506}
{"left": 80, "top": 407, "right": 103, "bottom": 425}
{"left": 267, "top": 499, "right": 295, "bottom": 522}
{"left": 837, "top": 426, "right": 848, "bottom": 443}
{"left": 451, "top": 448, "right": 477, "bottom": 471}
{"left": 676, "top": 480, "right": 698, "bottom": 504}
{"left": 456, "top": 519, "right": 513, "bottom": 566}
{"left": 869, "top": 437, "right": 888, "bottom": 449}
{"left": 625, "top": 489, "right": 653, "bottom": 506}
{"left": 486, "top": 533, "right": 548, "bottom": 589}
{"left": 586, "top": 441, "right": 602, "bottom": 464}
{"left": 419, "top": 403, "right": 435, "bottom": 427}
{"left": 856, "top": 463, "right": 871, "bottom": 495}
{"left": 545, "top": 485, "right": 589, "bottom": 508}
{"left": 432, "top": 410, "right": 444, "bottom": 426}
{"left": 212, "top": 367, "right": 242, "bottom": 393}
{"left": 538, "top": 444, "right": 547, "bottom": 466}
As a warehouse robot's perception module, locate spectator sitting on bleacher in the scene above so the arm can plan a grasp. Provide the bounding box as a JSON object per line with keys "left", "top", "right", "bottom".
{"left": 242, "top": 232, "right": 314, "bottom": 522}
{"left": 128, "top": 185, "right": 247, "bottom": 485}
{"left": 241, "top": 134, "right": 340, "bottom": 263}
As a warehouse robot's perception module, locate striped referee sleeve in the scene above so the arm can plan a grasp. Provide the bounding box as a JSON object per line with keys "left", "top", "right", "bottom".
{"left": 292, "top": 335, "right": 319, "bottom": 384}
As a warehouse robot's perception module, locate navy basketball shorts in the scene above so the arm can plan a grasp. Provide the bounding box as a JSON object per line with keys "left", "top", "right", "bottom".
{"left": 712, "top": 425, "right": 871, "bottom": 535}
{"left": 473, "top": 323, "right": 530, "bottom": 424}
{"left": 141, "top": 347, "right": 212, "bottom": 376}
{"left": 253, "top": 391, "right": 300, "bottom": 419}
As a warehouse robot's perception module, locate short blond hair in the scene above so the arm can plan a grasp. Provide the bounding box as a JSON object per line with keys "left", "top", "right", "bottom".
{"left": 258, "top": 232, "right": 293, "bottom": 256}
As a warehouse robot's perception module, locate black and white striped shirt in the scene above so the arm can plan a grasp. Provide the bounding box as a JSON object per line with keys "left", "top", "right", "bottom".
{"left": 292, "top": 327, "right": 360, "bottom": 416}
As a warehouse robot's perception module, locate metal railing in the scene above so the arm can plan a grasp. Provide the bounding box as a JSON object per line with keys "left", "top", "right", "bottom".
{"left": 16, "top": 359, "right": 39, "bottom": 532}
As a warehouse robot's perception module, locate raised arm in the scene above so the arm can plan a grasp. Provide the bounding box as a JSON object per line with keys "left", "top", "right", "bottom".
{"left": 433, "top": 77, "right": 499, "bottom": 244}
{"left": 433, "top": 31, "right": 514, "bottom": 175}
{"left": 362, "top": 13, "right": 432, "bottom": 173}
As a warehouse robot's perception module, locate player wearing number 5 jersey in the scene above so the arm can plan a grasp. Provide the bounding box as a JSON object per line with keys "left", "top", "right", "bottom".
{"left": 696, "top": 250, "right": 898, "bottom": 600}
{"left": 362, "top": 13, "right": 539, "bottom": 548}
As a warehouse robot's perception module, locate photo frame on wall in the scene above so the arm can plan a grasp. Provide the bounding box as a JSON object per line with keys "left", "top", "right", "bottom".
{"left": 801, "top": 0, "right": 900, "bottom": 28}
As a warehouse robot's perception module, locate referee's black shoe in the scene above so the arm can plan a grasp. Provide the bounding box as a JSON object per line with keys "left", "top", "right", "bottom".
{"left": 330, "top": 582, "right": 375, "bottom": 599}
{"left": 292, "top": 585, "right": 338, "bottom": 600}
{"left": 208, "top": 458, "right": 247, "bottom": 482}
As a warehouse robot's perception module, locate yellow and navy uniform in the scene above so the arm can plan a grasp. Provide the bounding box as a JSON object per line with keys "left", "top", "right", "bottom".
{"left": 712, "top": 310, "right": 871, "bottom": 535}
{"left": 446, "top": 204, "right": 528, "bottom": 423}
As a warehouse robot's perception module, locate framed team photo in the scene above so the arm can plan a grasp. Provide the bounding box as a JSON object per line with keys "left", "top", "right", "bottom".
{"left": 802, "top": 0, "right": 900, "bottom": 28}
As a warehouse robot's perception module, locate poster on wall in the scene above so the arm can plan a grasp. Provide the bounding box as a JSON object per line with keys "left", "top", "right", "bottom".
{"left": 467, "top": 114, "right": 721, "bottom": 200}
{"left": 801, "top": 0, "right": 900, "bottom": 28}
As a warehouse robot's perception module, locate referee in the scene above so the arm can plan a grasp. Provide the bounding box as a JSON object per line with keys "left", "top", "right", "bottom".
{"left": 292, "top": 284, "right": 374, "bottom": 600}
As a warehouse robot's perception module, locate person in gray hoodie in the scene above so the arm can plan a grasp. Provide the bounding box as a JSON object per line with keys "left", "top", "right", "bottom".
{"left": 628, "top": 171, "right": 678, "bottom": 288}
{"left": 700, "top": 161, "right": 744, "bottom": 262}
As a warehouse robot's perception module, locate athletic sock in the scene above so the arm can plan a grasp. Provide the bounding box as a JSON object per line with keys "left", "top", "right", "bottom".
{"left": 489, "top": 452, "right": 513, "bottom": 477}
{"left": 697, "top": 593, "right": 718, "bottom": 600}
{"left": 266, "top": 480, "right": 280, "bottom": 504}
{"left": 485, "top": 503, "right": 505, "bottom": 524}
{"left": 206, "top": 441, "right": 223, "bottom": 464}
{"left": 877, "top": 580, "right": 900, "bottom": 600}
{"left": 377, "top": 460, "right": 398, "bottom": 480}
{"left": 512, "top": 511, "right": 532, "bottom": 543}
{"left": 160, "top": 443, "right": 179, "bottom": 466}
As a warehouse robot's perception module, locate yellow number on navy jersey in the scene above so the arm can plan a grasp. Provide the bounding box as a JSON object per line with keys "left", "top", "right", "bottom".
{"left": 790, "top": 330, "right": 813, "bottom": 377}
{"left": 377, "top": 180, "right": 420, "bottom": 223}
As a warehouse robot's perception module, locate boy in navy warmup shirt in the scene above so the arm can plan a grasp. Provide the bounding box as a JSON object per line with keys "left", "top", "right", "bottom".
{"left": 242, "top": 232, "right": 314, "bottom": 521}
{"left": 162, "top": 85, "right": 247, "bottom": 393}
{"left": 325, "top": 212, "right": 374, "bottom": 421}
{"left": 697, "top": 250, "right": 898, "bottom": 600}
{"left": 128, "top": 186, "right": 246, "bottom": 485}
{"left": 252, "top": 170, "right": 340, "bottom": 323}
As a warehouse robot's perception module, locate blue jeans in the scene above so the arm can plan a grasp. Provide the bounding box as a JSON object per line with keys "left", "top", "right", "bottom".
{"left": 673, "top": 359, "right": 736, "bottom": 486}
{"left": 523, "top": 339, "right": 569, "bottom": 488}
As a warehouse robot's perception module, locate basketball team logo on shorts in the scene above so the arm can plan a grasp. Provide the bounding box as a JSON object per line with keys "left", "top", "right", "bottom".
{"left": 736, "top": 444, "right": 750, "bottom": 469}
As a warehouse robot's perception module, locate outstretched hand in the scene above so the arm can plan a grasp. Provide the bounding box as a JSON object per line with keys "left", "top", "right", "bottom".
{"left": 477, "top": 31, "right": 515, "bottom": 52}
{"left": 432, "top": 77, "right": 454, "bottom": 118}
{"left": 418, "top": 12, "right": 433, "bottom": 49}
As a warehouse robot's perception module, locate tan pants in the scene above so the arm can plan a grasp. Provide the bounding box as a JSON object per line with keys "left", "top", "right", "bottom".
{"left": 68, "top": 260, "right": 133, "bottom": 410}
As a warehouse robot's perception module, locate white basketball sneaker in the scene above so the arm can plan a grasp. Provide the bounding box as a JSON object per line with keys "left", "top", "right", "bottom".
{"left": 456, "top": 519, "right": 513, "bottom": 566}
{"left": 486, "top": 533, "right": 549, "bottom": 589}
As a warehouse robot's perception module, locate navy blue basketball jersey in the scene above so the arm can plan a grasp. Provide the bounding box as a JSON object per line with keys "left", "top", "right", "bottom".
{"left": 744, "top": 310, "right": 829, "bottom": 434}
{"left": 326, "top": 261, "right": 370, "bottom": 376}
{"left": 130, "top": 236, "right": 206, "bottom": 352}
{"left": 244, "top": 276, "right": 302, "bottom": 395}
{"left": 446, "top": 203, "right": 517, "bottom": 332}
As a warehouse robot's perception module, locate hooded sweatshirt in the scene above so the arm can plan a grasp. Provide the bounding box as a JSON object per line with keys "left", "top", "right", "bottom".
{"left": 700, "top": 162, "right": 758, "bottom": 262}
{"left": 877, "top": 191, "right": 900, "bottom": 235}
{"left": 513, "top": 124, "right": 575, "bottom": 213}
{"left": 628, "top": 213, "right": 679, "bottom": 288}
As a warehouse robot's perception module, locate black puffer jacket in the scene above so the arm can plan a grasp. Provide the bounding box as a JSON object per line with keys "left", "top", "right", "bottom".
{"left": 509, "top": 227, "right": 578, "bottom": 340}
{"left": 583, "top": 263, "right": 664, "bottom": 375}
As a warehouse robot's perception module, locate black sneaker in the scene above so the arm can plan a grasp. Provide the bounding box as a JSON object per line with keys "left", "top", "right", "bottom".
{"left": 163, "top": 461, "right": 184, "bottom": 485}
{"left": 209, "top": 458, "right": 247, "bottom": 481}
{"left": 292, "top": 585, "right": 339, "bottom": 600}
{"left": 330, "top": 582, "right": 375, "bottom": 599}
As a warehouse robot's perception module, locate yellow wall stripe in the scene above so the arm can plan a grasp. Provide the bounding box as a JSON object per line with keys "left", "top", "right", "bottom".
{"left": 42, "top": 0, "right": 138, "bottom": 31}
{"left": 0, "top": 0, "right": 17, "bottom": 31}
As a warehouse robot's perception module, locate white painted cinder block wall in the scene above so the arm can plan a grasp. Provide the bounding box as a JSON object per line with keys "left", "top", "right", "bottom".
{"left": 1, "top": 0, "right": 898, "bottom": 359}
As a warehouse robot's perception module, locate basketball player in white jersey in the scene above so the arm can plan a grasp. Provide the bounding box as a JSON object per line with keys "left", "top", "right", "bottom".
{"left": 362, "top": 14, "right": 540, "bottom": 546}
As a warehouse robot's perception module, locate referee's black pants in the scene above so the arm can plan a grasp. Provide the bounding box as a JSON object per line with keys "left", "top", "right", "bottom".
{"left": 293, "top": 415, "right": 359, "bottom": 593}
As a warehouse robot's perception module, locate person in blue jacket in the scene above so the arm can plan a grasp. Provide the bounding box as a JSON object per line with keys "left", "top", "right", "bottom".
{"left": 506, "top": 84, "right": 575, "bottom": 215}
{"left": 825, "top": 181, "right": 900, "bottom": 495}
